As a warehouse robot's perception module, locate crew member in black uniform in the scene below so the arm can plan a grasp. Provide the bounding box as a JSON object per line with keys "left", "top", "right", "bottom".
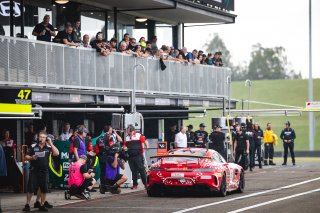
{"left": 209, "top": 125, "right": 226, "bottom": 159}
{"left": 280, "top": 121, "right": 296, "bottom": 166}
{"left": 186, "top": 125, "right": 195, "bottom": 147}
{"left": 253, "top": 123, "right": 264, "bottom": 169}
{"left": 194, "top": 123, "right": 209, "bottom": 148}
{"left": 244, "top": 123, "right": 255, "bottom": 171}
{"left": 23, "top": 131, "right": 59, "bottom": 212}
{"left": 233, "top": 125, "right": 249, "bottom": 170}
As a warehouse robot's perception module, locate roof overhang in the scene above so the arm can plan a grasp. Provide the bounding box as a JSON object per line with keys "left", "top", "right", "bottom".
{"left": 73, "top": 0, "right": 236, "bottom": 25}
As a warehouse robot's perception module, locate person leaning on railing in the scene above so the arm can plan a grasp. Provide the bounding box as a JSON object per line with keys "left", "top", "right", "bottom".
{"left": 53, "top": 22, "right": 80, "bottom": 47}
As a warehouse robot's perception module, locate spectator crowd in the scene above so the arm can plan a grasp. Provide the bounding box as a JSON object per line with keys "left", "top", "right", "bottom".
{"left": 32, "top": 15, "right": 224, "bottom": 67}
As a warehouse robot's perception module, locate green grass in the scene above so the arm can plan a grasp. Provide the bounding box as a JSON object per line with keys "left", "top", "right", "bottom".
{"left": 185, "top": 79, "right": 320, "bottom": 151}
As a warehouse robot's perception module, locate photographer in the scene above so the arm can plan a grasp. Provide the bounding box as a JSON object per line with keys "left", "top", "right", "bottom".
{"left": 123, "top": 125, "right": 149, "bottom": 190}
{"left": 105, "top": 144, "right": 128, "bottom": 194}
{"left": 23, "top": 131, "right": 59, "bottom": 212}
{"left": 96, "top": 125, "right": 122, "bottom": 193}
{"left": 68, "top": 155, "right": 96, "bottom": 198}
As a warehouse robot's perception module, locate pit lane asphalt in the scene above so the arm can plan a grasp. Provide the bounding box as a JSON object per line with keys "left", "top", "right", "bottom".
{"left": 55, "top": 159, "right": 320, "bottom": 213}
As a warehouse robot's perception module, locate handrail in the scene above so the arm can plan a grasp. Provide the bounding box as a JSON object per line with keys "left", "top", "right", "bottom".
{"left": 0, "top": 35, "right": 230, "bottom": 98}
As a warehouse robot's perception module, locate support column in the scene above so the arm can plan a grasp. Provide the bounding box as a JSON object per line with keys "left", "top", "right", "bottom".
{"left": 177, "top": 23, "right": 184, "bottom": 49}
{"left": 10, "top": 0, "right": 14, "bottom": 37}
{"left": 20, "top": 0, "right": 25, "bottom": 38}
{"left": 147, "top": 20, "right": 155, "bottom": 42}
{"left": 172, "top": 25, "right": 178, "bottom": 49}
{"left": 104, "top": 10, "right": 108, "bottom": 39}
{"left": 113, "top": 7, "right": 117, "bottom": 40}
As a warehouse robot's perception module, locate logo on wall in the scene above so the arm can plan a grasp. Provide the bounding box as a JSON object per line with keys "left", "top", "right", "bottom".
{"left": 0, "top": 1, "right": 21, "bottom": 17}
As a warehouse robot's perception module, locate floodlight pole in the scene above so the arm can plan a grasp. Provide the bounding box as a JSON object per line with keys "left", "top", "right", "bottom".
{"left": 245, "top": 79, "right": 252, "bottom": 115}
{"left": 308, "top": 0, "right": 314, "bottom": 151}
{"left": 131, "top": 63, "right": 145, "bottom": 113}
{"left": 227, "top": 76, "right": 231, "bottom": 116}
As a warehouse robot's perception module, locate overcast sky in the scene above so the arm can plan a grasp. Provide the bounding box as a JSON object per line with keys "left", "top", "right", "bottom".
{"left": 184, "top": 0, "right": 320, "bottom": 78}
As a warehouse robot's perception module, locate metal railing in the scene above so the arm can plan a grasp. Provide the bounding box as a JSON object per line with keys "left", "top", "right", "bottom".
{"left": 0, "top": 36, "right": 230, "bottom": 98}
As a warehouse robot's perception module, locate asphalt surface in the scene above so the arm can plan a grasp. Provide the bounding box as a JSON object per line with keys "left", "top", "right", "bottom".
{"left": 52, "top": 159, "right": 320, "bottom": 213}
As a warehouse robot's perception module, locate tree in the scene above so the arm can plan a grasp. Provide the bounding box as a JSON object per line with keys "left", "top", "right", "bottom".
{"left": 247, "top": 44, "right": 288, "bottom": 80}
{"left": 204, "top": 33, "right": 233, "bottom": 68}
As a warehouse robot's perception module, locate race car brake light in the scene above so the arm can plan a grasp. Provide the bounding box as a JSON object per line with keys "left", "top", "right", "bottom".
{"left": 150, "top": 167, "right": 165, "bottom": 171}
{"left": 193, "top": 168, "right": 214, "bottom": 172}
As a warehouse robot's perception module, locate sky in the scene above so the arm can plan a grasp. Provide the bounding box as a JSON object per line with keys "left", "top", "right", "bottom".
{"left": 184, "top": 0, "right": 320, "bottom": 79}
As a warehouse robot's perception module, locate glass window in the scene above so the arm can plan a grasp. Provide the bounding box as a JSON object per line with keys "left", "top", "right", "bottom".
{"left": 81, "top": 12, "right": 105, "bottom": 41}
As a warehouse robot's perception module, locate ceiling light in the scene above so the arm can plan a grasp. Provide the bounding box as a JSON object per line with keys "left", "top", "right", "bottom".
{"left": 55, "top": 0, "right": 69, "bottom": 4}
{"left": 136, "top": 17, "right": 147, "bottom": 22}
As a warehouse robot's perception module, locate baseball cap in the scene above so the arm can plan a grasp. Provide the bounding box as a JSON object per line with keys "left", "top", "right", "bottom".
{"left": 187, "top": 124, "right": 193, "bottom": 129}
{"left": 214, "top": 125, "right": 222, "bottom": 129}
{"left": 79, "top": 155, "right": 87, "bottom": 160}
{"left": 199, "top": 123, "right": 206, "bottom": 127}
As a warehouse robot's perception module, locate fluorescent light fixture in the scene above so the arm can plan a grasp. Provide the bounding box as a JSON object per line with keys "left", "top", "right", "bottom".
{"left": 136, "top": 17, "right": 147, "bottom": 22}
{"left": 55, "top": 0, "right": 69, "bottom": 4}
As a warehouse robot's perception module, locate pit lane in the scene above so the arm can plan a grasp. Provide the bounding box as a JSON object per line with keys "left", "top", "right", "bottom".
{"left": 55, "top": 159, "right": 320, "bottom": 213}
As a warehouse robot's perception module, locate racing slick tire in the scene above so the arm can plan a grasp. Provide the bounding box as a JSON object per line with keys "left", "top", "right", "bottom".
{"left": 147, "top": 187, "right": 161, "bottom": 197}
{"left": 236, "top": 171, "right": 245, "bottom": 193}
{"left": 218, "top": 174, "right": 227, "bottom": 197}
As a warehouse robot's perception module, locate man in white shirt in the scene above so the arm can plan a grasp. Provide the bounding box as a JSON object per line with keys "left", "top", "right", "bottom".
{"left": 174, "top": 127, "right": 187, "bottom": 148}
{"left": 59, "top": 123, "right": 72, "bottom": 141}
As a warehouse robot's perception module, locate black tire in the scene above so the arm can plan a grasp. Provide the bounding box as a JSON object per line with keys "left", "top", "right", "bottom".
{"left": 218, "top": 174, "right": 227, "bottom": 197}
{"left": 236, "top": 171, "right": 245, "bottom": 193}
{"left": 147, "top": 187, "right": 161, "bottom": 197}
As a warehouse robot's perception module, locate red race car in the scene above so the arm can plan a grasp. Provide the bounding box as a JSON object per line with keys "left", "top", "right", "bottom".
{"left": 147, "top": 148, "right": 244, "bottom": 197}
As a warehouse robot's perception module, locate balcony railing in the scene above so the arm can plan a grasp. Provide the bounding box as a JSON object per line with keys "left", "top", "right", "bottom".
{"left": 0, "top": 36, "right": 230, "bottom": 98}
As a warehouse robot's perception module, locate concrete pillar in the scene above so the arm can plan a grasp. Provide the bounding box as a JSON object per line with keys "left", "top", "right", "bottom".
{"left": 177, "top": 23, "right": 184, "bottom": 49}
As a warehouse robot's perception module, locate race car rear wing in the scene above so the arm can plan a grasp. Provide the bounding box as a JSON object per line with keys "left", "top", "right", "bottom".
{"left": 150, "top": 154, "right": 211, "bottom": 159}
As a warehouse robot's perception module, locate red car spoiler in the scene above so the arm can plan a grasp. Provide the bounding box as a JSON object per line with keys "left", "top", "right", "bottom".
{"left": 150, "top": 154, "right": 211, "bottom": 159}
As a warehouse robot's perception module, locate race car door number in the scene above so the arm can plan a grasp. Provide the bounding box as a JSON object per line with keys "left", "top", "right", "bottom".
{"left": 171, "top": 173, "right": 184, "bottom": 178}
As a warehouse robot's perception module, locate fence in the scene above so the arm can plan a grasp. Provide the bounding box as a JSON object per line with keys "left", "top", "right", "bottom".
{"left": 0, "top": 36, "right": 230, "bottom": 98}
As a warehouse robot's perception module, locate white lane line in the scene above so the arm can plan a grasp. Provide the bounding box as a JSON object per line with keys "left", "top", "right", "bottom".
{"left": 61, "top": 206, "right": 182, "bottom": 210}
{"left": 227, "top": 188, "right": 320, "bottom": 213}
{"left": 172, "top": 177, "right": 320, "bottom": 213}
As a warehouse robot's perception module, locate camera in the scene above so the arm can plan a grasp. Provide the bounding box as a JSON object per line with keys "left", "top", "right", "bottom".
{"left": 108, "top": 144, "right": 128, "bottom": 162}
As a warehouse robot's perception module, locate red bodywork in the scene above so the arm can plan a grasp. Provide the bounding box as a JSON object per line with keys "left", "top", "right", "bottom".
{"left": 147, "top": 148, "right": 243, "bottom": 194}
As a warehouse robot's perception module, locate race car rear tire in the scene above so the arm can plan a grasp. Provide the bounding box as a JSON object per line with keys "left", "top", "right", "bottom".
{"left": 218, "top": 174, "right": 227, "bottom": 197}
{"left": 236, "top": 171, "right": 245, "bottom": 193}
{"left": 147, "top": 187, "right": 161, "bottom": 197}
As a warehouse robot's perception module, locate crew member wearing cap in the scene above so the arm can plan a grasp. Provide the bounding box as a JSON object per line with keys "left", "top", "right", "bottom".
{"left": 280, "top": 121, "right": 296, "bottom": 166}
{"left": 209, "top": 125, "right": 226, "bottom": 159}
{"left": 68, "top": 155, "right": 96, "bottom": 198}
{"left": 193, "top": 123, "right": 209, "bottom": 148}
{"left": 186, "top": 125, "right": 195, "bottom": 147}
{"left": 233, "top": 125, "right": 250, "bottom": 170}
{"left": 244, "top": 122, "right": 255, "bottom": 171}
{"left": 23, "top": 131, "right": 59, "bottom": 212}
{"left": 73, "top": 126, "right": 89, "bottom": 161}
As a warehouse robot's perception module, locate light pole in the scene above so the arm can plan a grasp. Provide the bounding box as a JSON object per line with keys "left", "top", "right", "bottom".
{"left": 131, "top": 63, "right": 145, "bottom": 113}
{"left": 227, "top": 75, "right": 231, "bottom": 115}
{"left": 245, "top": 79, "right": 252, "bottom": 114}
{"left": 308, "top": 0, "right": 314, "bottom": 151}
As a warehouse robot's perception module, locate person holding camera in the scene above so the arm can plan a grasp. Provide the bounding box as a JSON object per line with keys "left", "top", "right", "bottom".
{"left": 280, "top": 121, "right": 296, "bottom": 166}
{"left": 105, "top": 144, "right": 128, "bottom": 194}
{"left": 23, "top": 131, "right": 59, "bottom": 212}
{"left": 68, "top": 155, "right": 96, "bottom": 199}
{"left": 123, "top": 125, "right": 149, "bottom": 190}
{"left": 96, "top": 125, "right": 122, "bottom": 193}
{"left": 233, "top": 124, "right": 250, "bottom": 171}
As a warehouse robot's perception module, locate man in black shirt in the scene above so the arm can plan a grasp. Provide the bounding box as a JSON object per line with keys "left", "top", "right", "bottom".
{"left": 165, "top": 124, "right": 178, "bottom": 150}
{"left": 253, "top": 123, "right": 264, "bottom": 168}
{"left": 244, "top": 123, "right": 255, "bottom": 171}
{"left": 233, "top": 125, "right": 249, "bottom": 170}
{"left": 23, "top": 131, "right": 59, "bottom": 212}
{"left": 32, "top": 15, "right": 55, "bottom": 42}
{"left": 280, "top": 121, "right": 296, "bottom": 166}
{"left": 186, "top": 124, "right": 195, "bottom": 147}
{"left": 209, "top": 125, "right": 226, "bottom": 159}
{"left": 194, "top": 123, "right": 209, "bottom": 148}
{"left": 54, "top": 22, "right": 79, "bottom": 47}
